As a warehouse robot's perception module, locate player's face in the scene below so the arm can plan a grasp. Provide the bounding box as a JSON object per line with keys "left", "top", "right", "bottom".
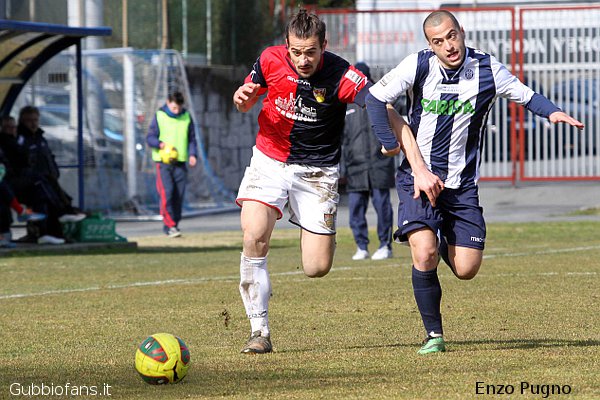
{"left": 20, "top": 113, "right": 40, "bottom": 133}
{"left": 425, "top": 16, "right": 466, "bottom": 70}
{"left": 286, "top": 34, "right": 326, "bottom": 78}
{"left": 166, "top": 100, "right": 182, "bottom": 115}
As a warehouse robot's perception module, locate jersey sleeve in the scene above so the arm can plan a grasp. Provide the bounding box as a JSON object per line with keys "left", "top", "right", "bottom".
{"left": 146, "top": 113, "right": 161, "bottom": 149}
{"left": 369, "top": 52, "right": 419, "bottom": 103}
{"left": 244, "top": 54, "right": 269, "bottom": 96}
{"left": 491, "top": 55, "right": 535, "bottom": 106}
{"left": 337, "top": 65, "right": 370, "bottom": 105}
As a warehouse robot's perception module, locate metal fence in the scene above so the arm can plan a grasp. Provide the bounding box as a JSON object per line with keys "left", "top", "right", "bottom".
{"left": 319, "top": 6, "right": 600, "bottom": 183}
{"left": 13, "top": 49, "right": 235, "bottom": 218}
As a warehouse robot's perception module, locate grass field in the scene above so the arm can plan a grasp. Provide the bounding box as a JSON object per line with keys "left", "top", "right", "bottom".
{"left": 1, "top": 221, "right": 599, "bottom": 399}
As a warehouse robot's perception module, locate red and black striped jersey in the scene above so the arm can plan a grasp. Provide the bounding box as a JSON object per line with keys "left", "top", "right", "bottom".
{"left": 245, "top": 45, "right": 370, "bottom": 166}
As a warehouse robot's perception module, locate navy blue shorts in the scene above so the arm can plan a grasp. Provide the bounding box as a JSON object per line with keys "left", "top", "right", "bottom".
{"left": 394, "top": 172, "right": 486, "bottom": 250}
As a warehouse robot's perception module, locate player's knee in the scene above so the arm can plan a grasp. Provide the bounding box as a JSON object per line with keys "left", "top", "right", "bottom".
{"left": 453, "top": 262, "right": 481, "bottom": 280}
{"left": 302, "top": 260, "right": 333, "bottom": 278}
{"left": 456, "top": 270, "right": 477, "bottom": 280}
{"left": 413, "top": 249, "right": 439, "bottom": 269}
{"left": 242, "top": 234, "right": 269, "bottom": 256}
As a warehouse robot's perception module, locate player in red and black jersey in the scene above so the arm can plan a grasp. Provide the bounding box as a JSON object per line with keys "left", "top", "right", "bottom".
{"left": 232, "top": 9, "right": 370, "bottom": 354}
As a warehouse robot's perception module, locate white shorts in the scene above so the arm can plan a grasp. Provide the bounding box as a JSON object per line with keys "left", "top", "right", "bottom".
{"left": 236, "top": 146, "right": 339, "bottom": 234}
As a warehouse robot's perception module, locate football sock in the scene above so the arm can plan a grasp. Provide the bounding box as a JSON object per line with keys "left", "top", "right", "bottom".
{"left": 412, "top": 266, "right": 443, "bottom": 336}
{"left": 239, "top": 253, "right": 271, "bottom": 336}
{"left": 10, "top": 198, "right": 23, "bottom": 214}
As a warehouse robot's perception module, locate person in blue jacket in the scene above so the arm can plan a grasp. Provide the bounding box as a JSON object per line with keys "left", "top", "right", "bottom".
{"left": 147, "top": 91, "right": 198, "bottom": 237}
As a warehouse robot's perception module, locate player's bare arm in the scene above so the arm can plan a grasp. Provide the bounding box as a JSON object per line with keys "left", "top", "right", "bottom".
{"left": 549, "top": 111, "right": 585, "bottom": 130}
{"left": 233, "top": 82, "right": 261, "bottom": 112}
{"left": 386, "top": 105, "right": 444, "bottom": 207}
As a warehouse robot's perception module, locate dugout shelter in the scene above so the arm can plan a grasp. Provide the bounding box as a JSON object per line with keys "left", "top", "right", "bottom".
{"left": 0, "top": 19, "right": 111, "bottom": 209}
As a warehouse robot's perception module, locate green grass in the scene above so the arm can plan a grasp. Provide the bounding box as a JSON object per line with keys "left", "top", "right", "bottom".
{"left": 568, "top": 207, "right": 600, "bottom": 216}
{"left": 1, "top": 222, "right": 599, "bottom": 399}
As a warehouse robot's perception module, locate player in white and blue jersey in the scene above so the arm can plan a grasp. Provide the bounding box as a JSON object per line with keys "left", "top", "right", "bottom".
{"left": 366, "top": 10, "right": 584, "bottom": 354}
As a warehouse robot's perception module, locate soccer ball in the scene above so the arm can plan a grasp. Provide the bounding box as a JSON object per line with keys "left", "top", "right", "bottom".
{"left": 159, "top": 144, "right": 178, "bottom": 164}
{"left": 134, "top": 333, "right": 190, "bottom": 384}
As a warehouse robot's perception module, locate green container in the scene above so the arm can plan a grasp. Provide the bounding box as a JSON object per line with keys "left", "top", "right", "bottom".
{"left": 62, "top": 215, "right": 126, "bottom": 243}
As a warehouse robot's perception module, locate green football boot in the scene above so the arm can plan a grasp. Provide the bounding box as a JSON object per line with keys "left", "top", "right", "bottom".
{"left": 417, "top": 336, "right": 446, "bottom": 355}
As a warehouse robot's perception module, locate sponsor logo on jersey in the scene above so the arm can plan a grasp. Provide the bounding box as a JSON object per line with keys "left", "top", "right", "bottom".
{"left": 344, "top": 69, "right": 363, "bottom": 85}
{"left": 287, "top": 75, "right": 311, "bottom": 86}
{"left": 421, "top": 98, "right": 475, "bottom": 115}
{"left": 379, "top": 71, "right": 395, "bottom": 87}
{"left": 436, "top": 84, "right": 461, "bottom": 94}
{"left": 313, "top": 88, "right": 326, "bottom": 103}
{"left": 275, "top": 93, "right": 318, "bottom": 122}
{"left": 470, "top": 236, "right": 485, "bottom": 243}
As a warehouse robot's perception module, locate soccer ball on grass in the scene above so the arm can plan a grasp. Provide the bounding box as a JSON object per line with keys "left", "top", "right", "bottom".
{"left": 134, "top": 333, "right": 190, "bottom": 384}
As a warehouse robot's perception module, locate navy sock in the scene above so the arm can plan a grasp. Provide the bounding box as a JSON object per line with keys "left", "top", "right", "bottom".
{"left": 412, "top": 266, "right": 443, "bottom": 336}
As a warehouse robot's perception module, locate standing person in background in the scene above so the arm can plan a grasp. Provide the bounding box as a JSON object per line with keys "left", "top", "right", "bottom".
{"left": 147, "top": 91, "right": 198, "bottom": 238}
{"left": 232, "top": 9, "right": 371, "bottom": 354}
{"left": 366, "top": 10, "right": 584, "bottom": 354}
{"left": 342, "top": 62, "right": 395, "bottom": 261}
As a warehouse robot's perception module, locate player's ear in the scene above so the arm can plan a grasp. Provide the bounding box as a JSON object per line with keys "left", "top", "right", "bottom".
{"left": 321, "top": 39, "right": 328, "bottom": 53}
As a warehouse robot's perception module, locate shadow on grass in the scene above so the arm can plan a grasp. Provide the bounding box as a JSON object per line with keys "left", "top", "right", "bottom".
{"left": 453, "top": 338, "right": 600, "bottom": 350}
{"left": 135, "top": 242, "right": 291, "bottom": 254}
{"left": 280, "top": 338, "right": 600, "bottom": 354}
{"left": 0, "top": 243, "right": 292, "bottom": 258}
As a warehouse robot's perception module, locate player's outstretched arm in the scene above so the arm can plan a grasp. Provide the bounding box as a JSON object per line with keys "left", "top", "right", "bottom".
{"left": 386, "top": 105, "right": 444, "bottom": 206}
{"left": 549, "top": 111, "right": 585, "bottom": 130}
{"left": 233, "top": 82, "right": 261, "bottom": 113}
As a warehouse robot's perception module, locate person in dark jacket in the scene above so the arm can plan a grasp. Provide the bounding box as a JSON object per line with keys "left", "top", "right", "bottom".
{"left": 14, "top": 106, "right": 86, "bottom": 244}
{"left": 342, "top": 62, "right": 395, "bottom": 260}
{"left": 146, "top": 91, "right": 198, "bottom": 237}
{"left": 0, "top": 138, "right": 46, "bottom": 248}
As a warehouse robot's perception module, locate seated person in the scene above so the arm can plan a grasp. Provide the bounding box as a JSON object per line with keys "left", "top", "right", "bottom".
{"left": 0, "top": 163, "right": 46, "bottom": 248}
{"left": 9, "top": 107, "right": 86, "bottom": 244}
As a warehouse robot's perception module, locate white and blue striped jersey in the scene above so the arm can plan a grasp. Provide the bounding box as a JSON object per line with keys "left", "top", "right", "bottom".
{"left": 370, "top": 47, "right": 535, "bottom": 189}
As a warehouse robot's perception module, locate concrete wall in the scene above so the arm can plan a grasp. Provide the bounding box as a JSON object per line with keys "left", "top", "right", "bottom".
{"left": 186, "top": 64, "right": 260, "bottom": 193}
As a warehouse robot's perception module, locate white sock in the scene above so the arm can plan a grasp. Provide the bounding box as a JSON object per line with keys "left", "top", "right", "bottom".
{"left": 239, "top": 253, "right": 271, "bottom": 336}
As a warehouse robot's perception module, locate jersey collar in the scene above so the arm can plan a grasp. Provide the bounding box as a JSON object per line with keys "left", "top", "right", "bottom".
{"left": 438, "top": 54, "right": 467, "bottom": 81}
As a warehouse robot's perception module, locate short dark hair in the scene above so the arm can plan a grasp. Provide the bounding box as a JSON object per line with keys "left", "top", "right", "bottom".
{"left": 19, "top": 105, "right": 40, "bottom": 121}
{"left": 1, "top": 115, "right": 15, "bottom": 124}
{"left": 167, "top": 91, "right": 185, "bottom": 105}
{"left": 423, "top": 10, "right": 461, "bottom": 40}
{"left": 285, "top": 9, "right": 326, "bottom": 47}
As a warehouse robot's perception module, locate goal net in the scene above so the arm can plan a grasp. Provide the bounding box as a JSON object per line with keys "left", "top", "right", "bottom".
{"left": 12, "top": 48, "right": 236, "bottom": 219}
